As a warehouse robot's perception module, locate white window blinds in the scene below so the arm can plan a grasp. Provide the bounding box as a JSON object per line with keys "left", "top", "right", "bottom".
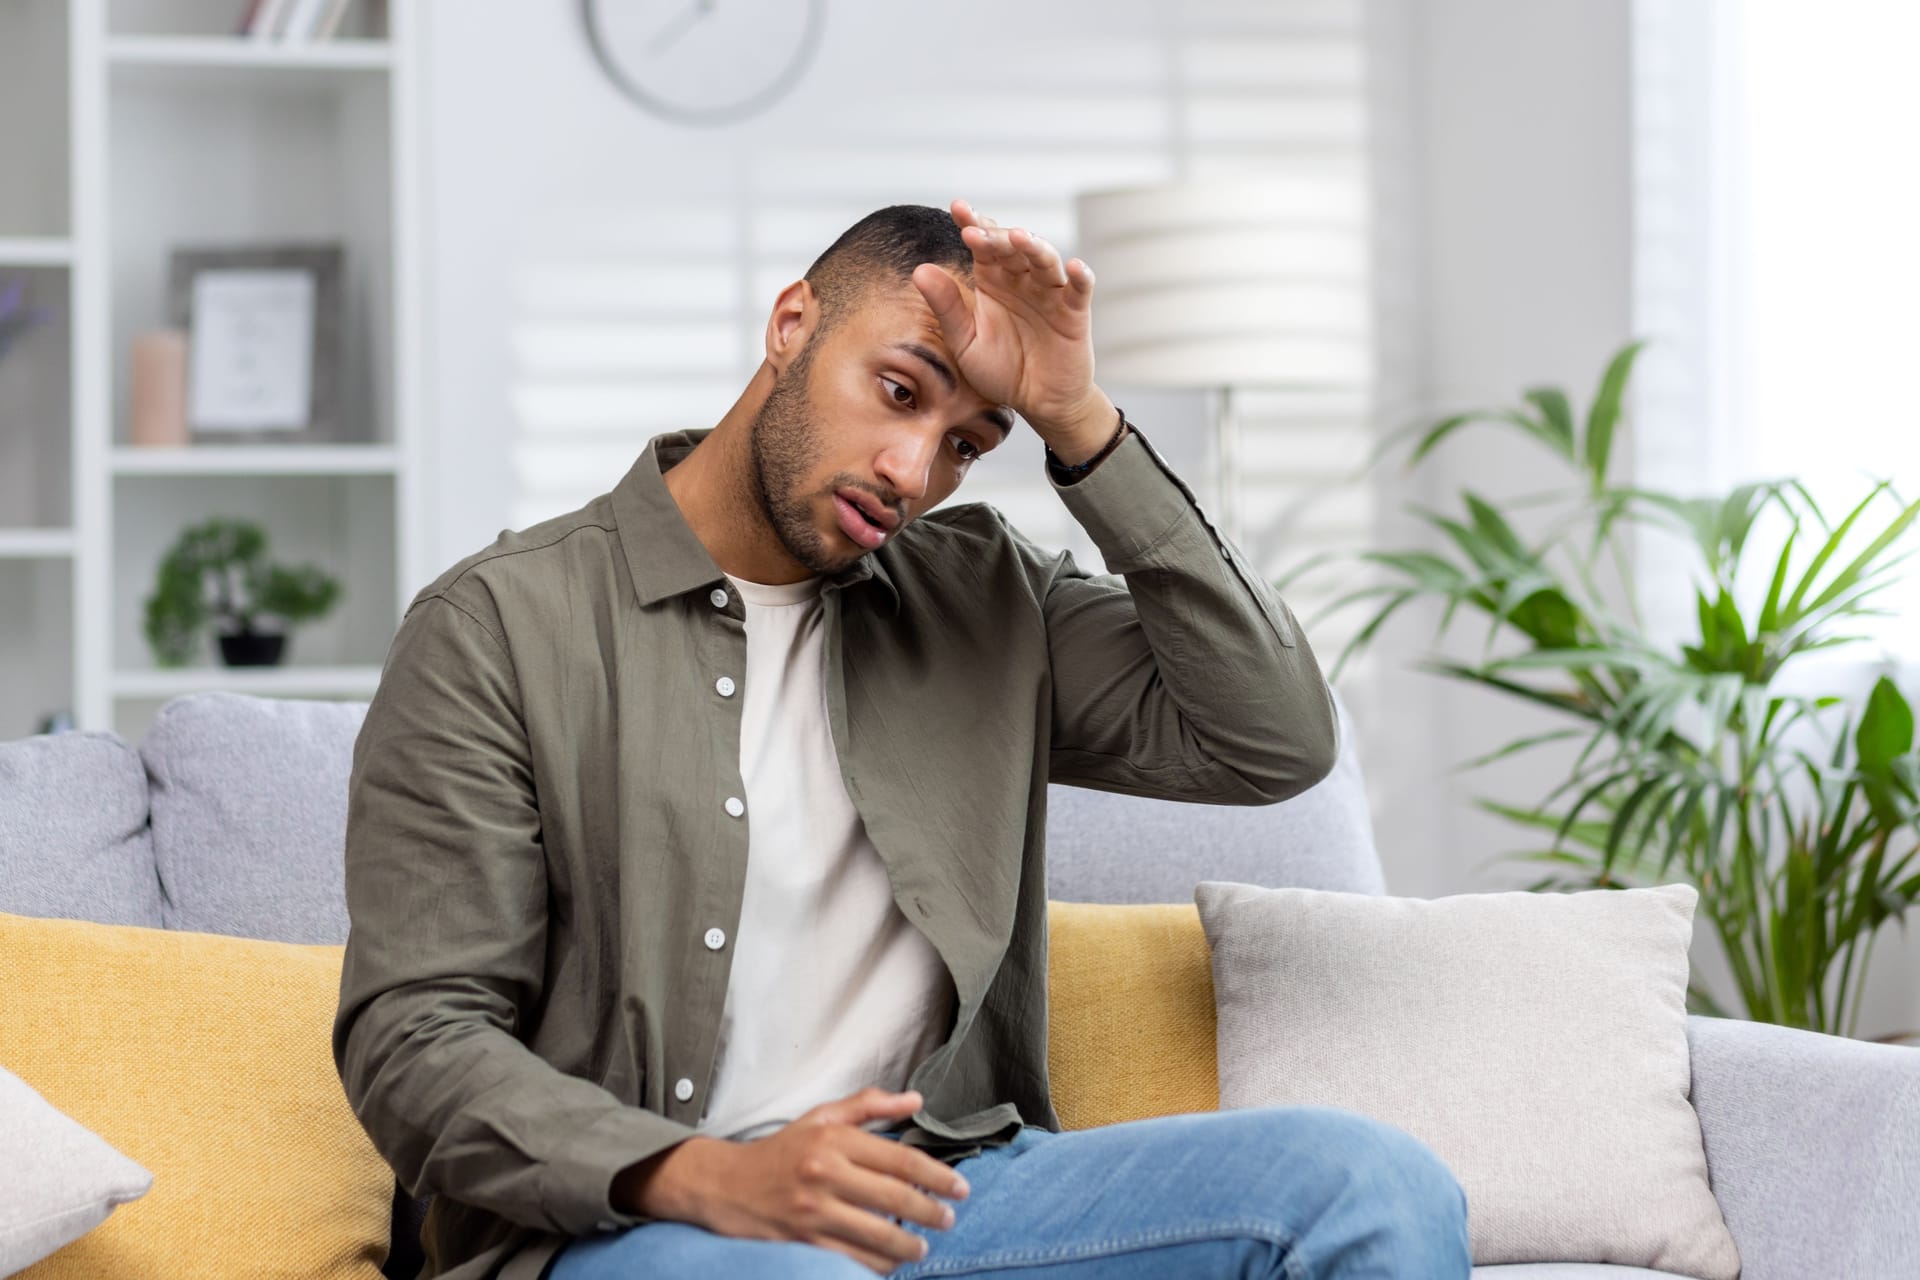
{"left": 505, "top": 0, "right": 1373, "bottom": 594}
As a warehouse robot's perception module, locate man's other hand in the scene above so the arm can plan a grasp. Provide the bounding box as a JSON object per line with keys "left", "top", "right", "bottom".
{"left": 614, "top": 1086, "right": 970, "bottom": 1274}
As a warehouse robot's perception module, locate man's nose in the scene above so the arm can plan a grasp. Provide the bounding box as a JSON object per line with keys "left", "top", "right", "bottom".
{"left": 874, "top": 431, "right": 938, "bottom": 503}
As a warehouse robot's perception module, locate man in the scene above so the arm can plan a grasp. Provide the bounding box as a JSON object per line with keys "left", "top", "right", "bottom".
{"left": 335, "top": 199, "right": 1470, "bottom": 1279}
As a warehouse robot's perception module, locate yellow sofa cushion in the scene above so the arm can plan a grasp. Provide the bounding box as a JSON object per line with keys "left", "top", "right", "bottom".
{"left": 1045, "top": 901, "right": 1219, "bottom": 1130}
{"left": 0, "top": 912, "right": 390, "bottom": 1279}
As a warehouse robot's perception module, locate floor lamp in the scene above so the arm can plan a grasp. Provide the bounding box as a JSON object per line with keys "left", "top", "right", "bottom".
{"left": 1071, "top": 179, "right": 1371, "bottom": 547}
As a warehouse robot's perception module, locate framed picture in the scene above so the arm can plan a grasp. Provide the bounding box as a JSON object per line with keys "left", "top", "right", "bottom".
{"left": 167, "top": 244, "right": 345, "bottom": 444}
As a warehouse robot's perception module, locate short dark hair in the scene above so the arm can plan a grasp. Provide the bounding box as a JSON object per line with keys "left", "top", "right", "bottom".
{"left": 802, "top": 204, "right": 973, "bottom": 341}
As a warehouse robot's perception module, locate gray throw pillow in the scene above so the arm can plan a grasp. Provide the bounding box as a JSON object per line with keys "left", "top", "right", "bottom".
{"left": 0, "top": 1064, "right": 153, "bottom": 1273}
{"left": 0, "top": 730, "right": 160, "bottom": 928}
{"left": 1196, "top": 880, "right": 1740, "bottom": 1280}
{"left": 140, "top": 692, "right": 367, "bottom": 944}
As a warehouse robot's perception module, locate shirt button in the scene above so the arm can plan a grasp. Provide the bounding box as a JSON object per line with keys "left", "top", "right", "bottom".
{"left": 674, "top": 1077, "right": 695, "bottom": 1102}
{"left": 704, "top": 926, "right": 726, "bottom": 950}
{"left": 724, "top": 795, "right": 745, "bottom": 817}
{"left": 715, "top": 675, "right": 736, "bottom": 697}
{"left": 708, "top": 587, "right": 729, "bottom": 609}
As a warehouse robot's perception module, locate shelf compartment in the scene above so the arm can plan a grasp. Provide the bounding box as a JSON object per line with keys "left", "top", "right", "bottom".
{"left": 0, "top": 558, "right": 73, "bottom": 737}
{"left": 108, "top": 69, "right": 395, "bottom": 449}
{"left": 0, "top": 265, "right": 74, "bottom": 529}
{"left": 111, "top": 471, "right": 398, "bottom": 674}
{"left": 110, "top": 0, "right": 391, "bottom": 42}
{"left": 0, "top": 239, "right": 73, "bottom": 268}
{"left": 111, "top": 444, "right": 402, "bottom": 475}
{"left": 0, "top": 0, "right": 70, "bottom": 241}
{"left": 107, "top": 36, "right": 393, "bottom": 89}
{"left": 0, "top": 528, "right": 76, "bottom": 558}
{"left": 111, "top": 663, "right": 382, "bottom": 700}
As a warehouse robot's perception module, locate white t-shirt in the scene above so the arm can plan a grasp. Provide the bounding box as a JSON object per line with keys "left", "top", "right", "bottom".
{"left": 696, "top": 571, "right": 956, "bottom": 1142}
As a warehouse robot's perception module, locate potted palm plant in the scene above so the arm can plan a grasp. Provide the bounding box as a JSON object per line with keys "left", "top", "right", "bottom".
{"left": 1309, "top": 342, "right": 1920, "bottom": 1040}
{"left": 143, "top": 518, "right": 343, "bottom": 668}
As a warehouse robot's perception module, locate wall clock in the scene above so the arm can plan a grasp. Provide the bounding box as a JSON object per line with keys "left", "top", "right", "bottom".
{"left": 580, "top": 0, "right": 827, "bottom": 127}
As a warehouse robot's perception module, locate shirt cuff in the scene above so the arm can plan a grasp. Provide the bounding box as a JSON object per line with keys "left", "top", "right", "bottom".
{"left": 541, "top": 1103, "right": 702, "bottom": 1235}
{"left": 1047, "top": 424, "right": 1206, "bottom": 571}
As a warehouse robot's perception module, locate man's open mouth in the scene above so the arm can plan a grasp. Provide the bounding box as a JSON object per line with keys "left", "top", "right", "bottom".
{"left": 832, "top": 491, "right": 894, "bottom": 549}
{"left": 836, "top": 489, "right": 897, "bottom": 531}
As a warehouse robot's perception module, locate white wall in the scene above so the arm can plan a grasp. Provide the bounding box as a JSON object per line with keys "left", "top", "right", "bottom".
{"left": 1357, "top": 0, "right": 1635, "bottom": 901}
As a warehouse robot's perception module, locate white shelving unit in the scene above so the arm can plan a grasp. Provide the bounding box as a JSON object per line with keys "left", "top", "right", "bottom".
{"left": 0, "top": 0, "right": 426, "bottom": 739}
{"left": 106, "top": 34, "right": 395, "bottom": 73}
{"left": 0, "top": 239, "right": 75, "bottom": 267}
{"left": 109, "top": 443, "right": 403, "bottom": 474}
{"left": 111, "top": 662, "right": 384, "bottom": 699}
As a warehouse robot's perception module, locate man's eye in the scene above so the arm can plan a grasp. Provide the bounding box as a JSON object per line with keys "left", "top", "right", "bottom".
{"left": 950, "top": 434, "right": 982, "bottom": 462}
{"left": 881, "top": 376, "right": 915, "bottom": 408}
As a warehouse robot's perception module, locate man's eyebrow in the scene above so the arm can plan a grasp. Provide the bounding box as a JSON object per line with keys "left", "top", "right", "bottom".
{"left": 888, "top": 342, "right": 1015, "bottom": 438}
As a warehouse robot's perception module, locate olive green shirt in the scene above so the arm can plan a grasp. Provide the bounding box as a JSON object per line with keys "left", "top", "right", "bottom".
{"left": 333, "top": 421, "right": 1336, "bottom": 1279}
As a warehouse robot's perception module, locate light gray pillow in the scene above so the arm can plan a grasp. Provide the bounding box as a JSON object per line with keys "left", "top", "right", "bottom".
{"left": 0, "top": 1064, "right": 153, "bottom": 1273}
{"left": 1196, "top": 881, "right": 1740, "bottom": 1280}
{"left": 140, "top": 692, "right": 367, "bottom": 944}
{"left": 0, "top": 729, "right": 160, "bottom": 928}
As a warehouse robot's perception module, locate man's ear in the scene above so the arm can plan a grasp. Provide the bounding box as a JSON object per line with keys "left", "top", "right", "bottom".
{"left": 764, "top": 279, "right": 818, "bottom": 377}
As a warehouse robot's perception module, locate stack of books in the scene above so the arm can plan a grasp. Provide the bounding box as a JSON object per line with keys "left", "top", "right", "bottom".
{"left": 237, "top": 0, "right": 362, "bottom": 42}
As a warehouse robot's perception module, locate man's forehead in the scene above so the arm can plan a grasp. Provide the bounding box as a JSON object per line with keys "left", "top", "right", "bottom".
{"left": 859, "top": 282, "right": 956, "bottom": 346}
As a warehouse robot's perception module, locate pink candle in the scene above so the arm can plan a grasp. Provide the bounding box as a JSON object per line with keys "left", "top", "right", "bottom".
{"left": 129, "top": 330, "right": 189, "bottom": 447}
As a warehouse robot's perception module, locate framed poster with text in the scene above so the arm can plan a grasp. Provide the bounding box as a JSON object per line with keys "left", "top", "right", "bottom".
{"left": 167, "top": 244, "right": 345, "bottom": 444}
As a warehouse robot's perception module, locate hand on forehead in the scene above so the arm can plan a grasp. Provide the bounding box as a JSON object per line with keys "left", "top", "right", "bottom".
{"left": 905, "top": 197, "right": 1097, "bottom": 433}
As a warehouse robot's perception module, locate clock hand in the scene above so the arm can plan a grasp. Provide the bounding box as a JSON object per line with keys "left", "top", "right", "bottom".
{"left": 648, "top": 0, "right": 716, "bottom": 55}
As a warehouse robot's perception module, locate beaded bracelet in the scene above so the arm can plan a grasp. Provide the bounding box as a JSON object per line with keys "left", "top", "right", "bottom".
{"left": 1044, "top": 404, "right": 1129, "bottom": 484}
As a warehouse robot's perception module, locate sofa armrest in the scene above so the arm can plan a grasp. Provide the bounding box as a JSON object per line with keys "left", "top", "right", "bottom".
{"left": 1686, "top": 1015, "right": 1920, "bottom": 1279}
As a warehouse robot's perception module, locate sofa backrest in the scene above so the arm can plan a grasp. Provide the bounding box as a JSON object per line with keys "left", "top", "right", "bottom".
{"left": 1, "top": 688, "right": 1384, "bottom": 944}
{"left": 0, "top": 730, "right": 161, "bottom": 928}
{"left": 140, "top": 692, "right": 369, "bottom": 945}
{"left": 1045, "top": 689, "right": 1383, "bottom": 901}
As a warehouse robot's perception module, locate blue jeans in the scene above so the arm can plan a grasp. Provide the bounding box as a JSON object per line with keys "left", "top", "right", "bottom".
{"left": 549, "top": 1106, "right": 1471, "bottom": 1278}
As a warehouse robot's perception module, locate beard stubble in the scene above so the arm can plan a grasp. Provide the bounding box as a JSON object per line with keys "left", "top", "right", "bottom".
{"left": 745, "top": 340, "right": 870, "bottom": 576}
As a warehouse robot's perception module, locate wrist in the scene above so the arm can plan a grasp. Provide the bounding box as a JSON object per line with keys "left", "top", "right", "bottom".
{"left": 1045, "top": 403, "right": 1128, "bottom": 484}
{"left": 1032, "top": 388, "right": 1118, "bottom": 464}
{"left": 613, "top": 1135, "right": 729, "bottom": 1224}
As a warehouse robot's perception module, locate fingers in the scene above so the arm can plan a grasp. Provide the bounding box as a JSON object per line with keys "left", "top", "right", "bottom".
{"left": 813, "top": 1198, "right": 933, "bottom": 1271}
{"left": 833, "top": 1160, "right": 956, "bottom": 1234}
{"left": 843, "top": 1129, "right": 971, "bottom": 1202}
{"left": 910, "top": 263, "right": 976, "bottom": 356}
{"left": 950, "top": 196, "right": 988, "bottom": 230}
{"left": 816, "top": 1234, "right": 906, "bottom": 1276}
{"left": 1064, "top": 254, "right": 1095, "bottom": 305}
{"left": 949, "top": 197, "right": 1094, "bottom": 311}
{"left": 806, "top": 1086, "right": 924, "bottom": 1130}
{"left": 963, "top": 221, "right": 1032, "bottom": 275}
{"left": 1012, "top": 227, "right": 1068, "bottom": 284}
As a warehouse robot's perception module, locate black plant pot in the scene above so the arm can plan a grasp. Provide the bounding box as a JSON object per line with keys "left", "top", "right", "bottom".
{"left": 218, "top": 631, "right": 287, "bottom": 667}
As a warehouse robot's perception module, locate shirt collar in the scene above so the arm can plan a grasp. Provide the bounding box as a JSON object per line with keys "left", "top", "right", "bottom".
{"left": 611, "top": 427, "right": 900, "bottom": 616}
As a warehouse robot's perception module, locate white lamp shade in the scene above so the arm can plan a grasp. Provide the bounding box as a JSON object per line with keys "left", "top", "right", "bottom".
{"left": 1073, "top": 179, "right": 1371, "bottom": 389}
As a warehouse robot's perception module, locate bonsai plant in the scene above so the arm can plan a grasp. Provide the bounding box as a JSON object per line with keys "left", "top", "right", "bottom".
{"left": 143, "top": 518, "right": 343, "bottom": 668}
{"left": 1307, "top": 341, "right": 1920, "bottom": 1040}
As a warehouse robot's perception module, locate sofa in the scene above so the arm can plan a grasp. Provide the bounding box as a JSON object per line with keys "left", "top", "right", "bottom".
{"left": 2, "top": 689, "right": 1916, "bottom": 1278}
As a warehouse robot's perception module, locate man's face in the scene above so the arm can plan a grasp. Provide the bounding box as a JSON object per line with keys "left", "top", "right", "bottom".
{"left": 747, "top": 280, "right": 1014, "bottom": 575}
